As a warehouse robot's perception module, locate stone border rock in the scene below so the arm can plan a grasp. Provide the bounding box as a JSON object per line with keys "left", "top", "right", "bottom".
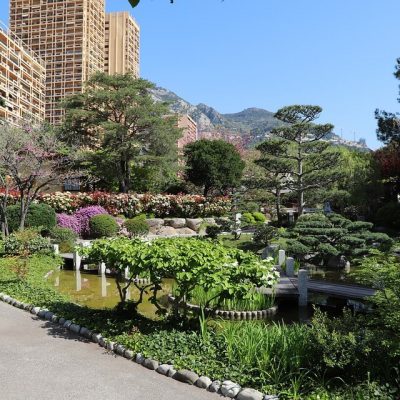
{"left": 167, "top": 294, "right": 277, "bottom": 321}
{"left": 0, "top": 291, "right": 279, "bottom": 400}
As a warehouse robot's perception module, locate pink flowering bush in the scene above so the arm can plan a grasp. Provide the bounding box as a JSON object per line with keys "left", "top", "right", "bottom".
{"left": 74, "top": 206, "right": 108, "bottom": 237}
{"left": 39, "top": 192, "right": 231, "bottom": 218}
{"left": 56, "top": 213, "right": 80, "bottom": 235}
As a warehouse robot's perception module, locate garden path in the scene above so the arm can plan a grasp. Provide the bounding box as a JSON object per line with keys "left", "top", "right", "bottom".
{"left": 0, "top": 302, "right": 217, "bottom": 400}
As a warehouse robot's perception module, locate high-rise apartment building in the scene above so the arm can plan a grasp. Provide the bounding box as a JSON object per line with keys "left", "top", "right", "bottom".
{"left": 0, "top": 21, "right": 45, "bottom": 124}
{"left": 10, "top": 0, "right": 105, "bottom": 125}
{"left": 104, "top": 12, "right": 140, "bottom": 77}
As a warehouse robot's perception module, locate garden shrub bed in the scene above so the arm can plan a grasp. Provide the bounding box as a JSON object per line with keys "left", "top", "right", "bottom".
{"left": 0, "top": 254, "right": 398, "bottom": 399}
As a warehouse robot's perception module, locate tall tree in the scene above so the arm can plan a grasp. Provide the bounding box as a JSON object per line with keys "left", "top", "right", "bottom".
{"left": 375, "top": 58, "right": 400, "bottom": 145}
{"left": 184, "top": 139, "right": 245, "bottom": 196}
{"left": 256, "top": 105, "right": 341, "bottom": 216}
{"left": 0, "top": 123, "right": 73, "bottom": 233}
{"left": 60, "top": 73, "right": 182, "bottom": 193}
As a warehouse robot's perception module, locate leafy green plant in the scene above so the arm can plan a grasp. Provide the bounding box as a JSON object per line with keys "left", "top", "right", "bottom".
{"left": 253, "top": 224, "right": 278, "bottom": 247}
{"left": 242, "top": 212, "right": 256, "bottom": 225}
{"left": 49, "top": 227, "right": 77, "bottom": 253}
{"left": 124, "top": 217, "right": 149, "bottom": 237}
{"left": 89, "top": 214, "right": 119, "bottom": 238}
{"left": 3, "top": 229, "right": 53, "bottom": 256}
{"left": 205, "top": 225, "right": 222, "bottom": 239}
{"left": 6, "top": 203, "right": 56, "bottom": 233}
{"left": 252, "top": 212, "right": 266, "bottom": 223}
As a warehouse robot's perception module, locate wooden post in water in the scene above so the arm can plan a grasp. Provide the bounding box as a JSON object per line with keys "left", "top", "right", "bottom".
{"left": 286, "top": 257, "right": 295, "bottom": 277}
{"left": 73, "top": 251, "right": 81, "bottom": 270}
{"left": 298, "top": 269, "right": 308, "bottom": 307}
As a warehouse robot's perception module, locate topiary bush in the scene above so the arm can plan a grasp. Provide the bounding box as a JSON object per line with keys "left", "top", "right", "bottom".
{"left": 6, "top": 203, "right": 56, "bottom": 233}
{"left": 74, "top": 206, "right": 108, "bottom": 237}
{"left": 88, "top": 214, "right": 119, "bottom": 239}
{"left": 242, "top": 212, "right": 256, "bottom": 225}
{"left": 124, "top": 216, "right": 149, "bottom": 237}
{"left": 3, "top": 229, "right": 53, "bottom": 256}
{"left": 252, "top": 212, "right": 266, "bottom": 223}
{"left": 253, "top": 224, "right": 277, "bottom": 247}
{"left": 205, "top": 225, "right": 222, "bottom": 239}
{"left": 49, "top": 227, "right": 78, "bottom": 253}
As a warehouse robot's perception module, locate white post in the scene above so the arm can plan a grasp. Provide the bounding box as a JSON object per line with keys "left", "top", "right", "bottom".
{"left": 101, "top": 274, "right": 107, "bottom": 297}
{"left": 278, "top": 249, "right": 286, "bottom": 267}
{"left": 286, "top": 257, "right": 295, "bottom": 277}
{"left": 53, "top": 244, "right": 59, "bottom": 255}
{"left": 73, "top": 251, "right": 81, "bottom": 270}
{"left": 98, "top": 262, "right": 106, "bottom": 275}
{"left": 298, "top": 269, "right": 308, "bottom": 307}
{"left": 75, "top": 270, "right": 81, "bottom": 292}
{"left": 125, "top": 267, "right": 129, "bottom": 280}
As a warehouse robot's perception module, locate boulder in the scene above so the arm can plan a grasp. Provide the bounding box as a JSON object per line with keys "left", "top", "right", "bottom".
{"left": 237, "top": 388, "right": 264, "bottom": 400}
{"left": 195, "top": 376, "right": 212, "bottom": 389}
{"left": 145, "top": 218, "right": 164, "bottom": 229}
{"left": 175, "top": 227, "right": 197, "bottom": 236}
{"left": 156, "top": 364, "right": 172, "bottom": 376}
{"left": 173, "top": 369, "right": 199, "bottom": 385}
{"left": 263, "top": 396, "right": 279, "bottom": 400}
{"left": 156, "top": 226, "right": 177, "bottom": 237}
{"left": 208, "top": 380, "right": 221, "bottom": 393}
{"left": 167, "top": 368, "right": 177, "bottom": 378}
{"left": 203, "top": 218, "right": 216, "bottom": 226}
{"left": 135, "top": 353, "right": 145, "bottom": 364}
{"left": 69, "top": 324, "right": 81, "bottom": 334}
{"left": 123, "top": 349, "right": 134, "bottom": 360}
{"left": 142, "top": 358, "right": 159, "bottom": 370}
{"left": 164, "top": 218, "right": 186, "bottom": 228}
{"left": 186, "top": 218, "right": 203, "bottom": 232}
{"left": 221, "top": 380, "right": 241, "bottom": 398}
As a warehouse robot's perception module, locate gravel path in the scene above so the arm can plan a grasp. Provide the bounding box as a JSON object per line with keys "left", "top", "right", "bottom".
{"left": 0, "top": 301, "right": 218, "bottom": 400}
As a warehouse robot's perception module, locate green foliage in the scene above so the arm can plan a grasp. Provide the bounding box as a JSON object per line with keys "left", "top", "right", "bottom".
{"left": 88, "top": 214, "right": 119, "bottom": 239}
{"left": 49, "top": 226, "right": 78, "bottom": 253}
{"left": 256, "top": 105, "right": 342, "bottom": 216}
{"left": 184, "top": 139, "right": 245, "bottom": 196}
{"left": 3, "top": 229, "right": 53, "bottom": 256}
{"left": 285, "top": 213, "right": 393, "bottom": 264}
{"left": 6, "top": 203, "right": 56, "bottom": 233}
{"left": 242, "top": 212, "right": 256, "bottom": 225}
{"left": 188, "top": 286, "right": 274, "bottom": 311}
{"left": 253, "top": 224, "right": 277, "bottom": 247}
{"left": 375, "top": 202, "right": 400, "bottom": 229}
{"left": 205, "top": 225, "right": 222, "bottom": 239}
{"left": 60, "top": 73, "right": 182, "bottom": 193}
{"left": 124, "top": 217, "right": 149, "bottom": 237}
{"left": 82, "top": 237, "right": 278, "bottom": 313}
{"left": 252, "top": 212, "right": 266, "bottom": 222}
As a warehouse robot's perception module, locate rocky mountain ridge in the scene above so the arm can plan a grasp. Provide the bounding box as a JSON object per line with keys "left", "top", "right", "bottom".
{"left": 151, "top": 86, "right": 369, "bottom": 151}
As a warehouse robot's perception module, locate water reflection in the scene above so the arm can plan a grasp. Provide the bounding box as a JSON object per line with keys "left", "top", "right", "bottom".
{"left": 49, "top": 269, "right": 173, "bottom": 319}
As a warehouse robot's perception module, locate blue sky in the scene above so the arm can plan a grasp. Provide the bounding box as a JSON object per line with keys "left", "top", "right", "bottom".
{"left": 2, "top": 0, "right": 400, "bottom": 149}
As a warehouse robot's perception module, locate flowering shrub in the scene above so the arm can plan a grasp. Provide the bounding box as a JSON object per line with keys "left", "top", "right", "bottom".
{"left": 56, "top": 213, "right": 81, "bottom": 235}
{"left": 37, "top": 192, "right": 231, "bottom": 218}
{"left": 74, "top": 206, "right": 108, "bottom": 237}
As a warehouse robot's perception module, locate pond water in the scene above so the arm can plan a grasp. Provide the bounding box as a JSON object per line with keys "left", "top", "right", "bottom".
{"left": 48, "top": 269, "right": 174, "bottom": 319}
{"left": 306, "top": 263, "right": 355, "bottom": 284}
{"left": 49, "top": 268, "right": 366, "bottom": 324}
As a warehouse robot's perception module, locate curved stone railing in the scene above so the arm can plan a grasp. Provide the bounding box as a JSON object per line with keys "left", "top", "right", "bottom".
{"left": 167, "top": 294, "right": 277, "bottom": 320}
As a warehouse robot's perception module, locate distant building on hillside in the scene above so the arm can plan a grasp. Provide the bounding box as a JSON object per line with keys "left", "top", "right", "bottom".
{"left": 0, "top": 22, "right": 45, "bottom": 124}
{"left": 177, "top": 114, "right": 197, "bottom": 149}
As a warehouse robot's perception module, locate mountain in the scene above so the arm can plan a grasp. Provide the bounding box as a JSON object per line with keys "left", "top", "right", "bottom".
{"left": 150, "top": 86, "right": 369, "bottom": 151}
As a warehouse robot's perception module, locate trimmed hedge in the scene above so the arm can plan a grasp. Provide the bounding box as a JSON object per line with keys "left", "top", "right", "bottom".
{"left": 89, "top": 214, "right": 119, "bottom": 238}
{"left": 6, "top": 203, "right": 56, "bottom": 233}
{"left": 124, "top": 216, "right": 149, "bottom": 237}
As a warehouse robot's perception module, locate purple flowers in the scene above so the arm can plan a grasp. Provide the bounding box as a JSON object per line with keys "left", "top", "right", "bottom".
{"left": 57, "top": 206, "right": 108, "bottom": 237}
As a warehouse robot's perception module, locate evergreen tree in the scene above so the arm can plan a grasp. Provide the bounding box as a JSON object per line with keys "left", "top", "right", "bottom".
{"left": 256, "top": 105, "right": 341, "bottom": 215}
{"left": 60, "top": 73, "right": 182, "bottom": 193}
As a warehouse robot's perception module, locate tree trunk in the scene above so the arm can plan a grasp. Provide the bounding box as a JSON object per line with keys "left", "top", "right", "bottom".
{"left": 119, "top": 158, "right": 130, "bottom": 193}
{"left": 276, "top": 190, "right": 282, "bottom": 225}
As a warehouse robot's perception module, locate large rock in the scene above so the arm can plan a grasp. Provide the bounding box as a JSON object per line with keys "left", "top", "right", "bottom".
{"left": 221, "top": 380, "right": 241, "bottom": 398}
{"left": 203, "top": 218, "right": 216, "bottom": 226}
{"left": 237, "top": 388, "right": 264, "bottom": 400}
{"left": 156, "top": 364, "right": 172, "bottom": 376}
{"left": 195, "top": 376, "right": 212, "bottom": 389}
{"left": 156, "top": 226, "right": 177, "bottom": 236}
{"left": 145, "top": 219, "right": 164, "bottom": 229}
{"left": 208, "top": 380, "right": 221, "bottom": 393}
{"left": 142, "top": 358, "right": 159, "bottom": 370}
{"left": 173, "top": 369, "right": 199, "bottom": 385}
{"left": 186, "top": 218, "right": 203, "bottom": 232}
{"left": 164, "top": 218, "right": 186, "bottom": 228}
{"left": 175, "top": 227, "right": 197, "bottom": 236}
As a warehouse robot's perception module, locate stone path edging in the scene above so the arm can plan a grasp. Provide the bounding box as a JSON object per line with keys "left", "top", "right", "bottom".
{"left": 0, "top": 291, "right": 278, "bottom": 400}
{"left": 167, "top": 294, "right": 277, "bottom": 320}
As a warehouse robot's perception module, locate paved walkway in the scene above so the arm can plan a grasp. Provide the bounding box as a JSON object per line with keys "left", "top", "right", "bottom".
{"left": 0, "top": 302, "right": 218, "bottom": 400}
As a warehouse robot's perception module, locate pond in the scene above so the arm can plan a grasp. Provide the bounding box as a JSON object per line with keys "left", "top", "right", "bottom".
{"left": 48, "top": 269, "right": 174, "bottom": 319}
